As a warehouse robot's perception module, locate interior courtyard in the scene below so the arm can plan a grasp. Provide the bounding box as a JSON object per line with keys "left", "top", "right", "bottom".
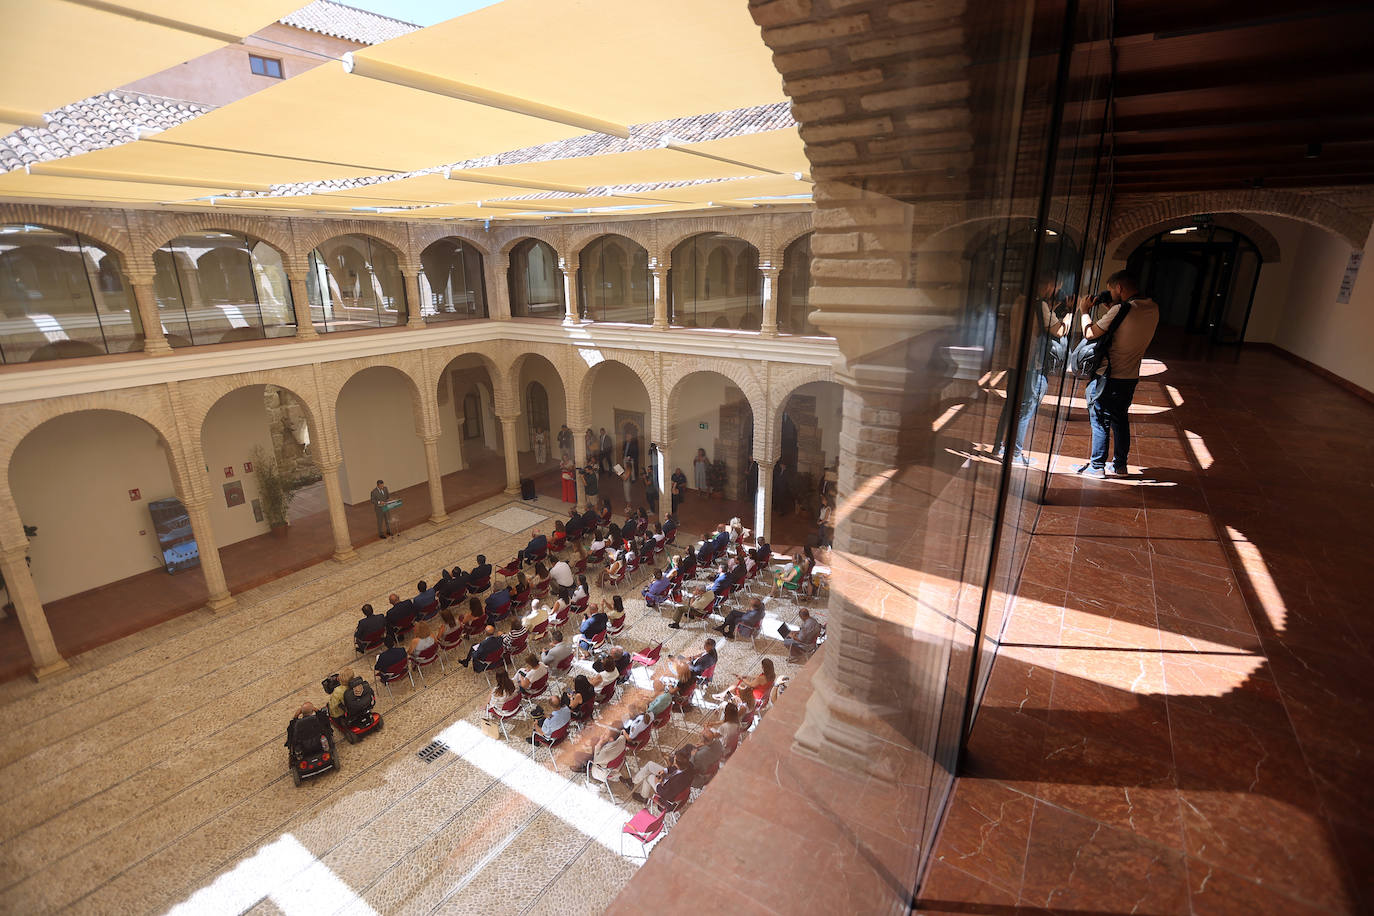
{"left": 1, "top": 0, "right": 1372, "bottom": 913}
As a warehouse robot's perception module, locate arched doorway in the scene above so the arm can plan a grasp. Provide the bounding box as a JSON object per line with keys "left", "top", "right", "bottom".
{"left": 776, "top": 380, "right": 843, "bottom": 534}
{"left": 1128, "top": 223, "right": 1263, "bottom": 344}
{"left": 526, "top": 381, "right": 550, "bottom": 457}
{"left": 508, "top": 239, "right": 564, "bottom": 318}
{"left": 579, "top": 234, "right": 651, "bottom": 324}
{"left": 669, "top": 233, "right": 761, "bottom": 330}
{"left": 584, "top": 360, "right": 651, "bottom": 509}
{"left": 419, "top": 237, "right": 487, "bottom": 322}
{"left": 335, "top": 366, "right": 425, "bottom": 541}
{"left": 307, "top": 234, "right": 407, "bottom": 334}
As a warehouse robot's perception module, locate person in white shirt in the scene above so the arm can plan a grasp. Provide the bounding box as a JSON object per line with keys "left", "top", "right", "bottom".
{"left": 522, "top": 598, "right": 548, "bottom": 633}
{"left": 549, "top": 559, "right": 575, "bottom": 590}
{"left": 622, "top": 711, "right": 652, "bottom": 742}
{"left": 517, "top": 653, "right": 549, "bottom": 694}
{"left": 572, "top": 575, "right": 589, "bottom": 603}
{"left": 589, "top": 532, "right": 607, "bottom": 554}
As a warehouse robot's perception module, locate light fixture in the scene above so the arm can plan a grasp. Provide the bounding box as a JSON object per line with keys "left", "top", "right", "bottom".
{"left": 1169, "top": 226, "right": 1197, "bottom": 235}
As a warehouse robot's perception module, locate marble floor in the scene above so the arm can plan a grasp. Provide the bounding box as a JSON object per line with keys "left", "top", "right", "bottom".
{"left": 0, "top": 493, "right": 819, "bottom": 915}
{"left": 917, "top": 346, "right": 1374, "bottom": 914}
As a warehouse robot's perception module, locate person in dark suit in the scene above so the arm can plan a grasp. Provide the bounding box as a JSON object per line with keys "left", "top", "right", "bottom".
{"left": 385, "top": 593, "right": 415, "bottom": 634}
{"left": 437, "top": 568, "right": 467, "bottom": 606}
{"left": 370, "top": 479, "right": 392, "bottom": 538}
{"left": 458, "top": 625, "right": 506, "bottom": 672}
{"left": 373, "top": 633, "right": 407, "bottom": 677}
{"left": 599, "top": 428, "right": 613, "bottom": 473}
{"left": 521, "top": 531, "right": 548, "bottom": 566}
{"left": 353, "top": 604, "right": 386, "bottom": 652}
{"left": 485, "top": 585, "right": 512, "bottom": 623}
{"left": 470, "top": 555, "right": 493, "bottom": 589}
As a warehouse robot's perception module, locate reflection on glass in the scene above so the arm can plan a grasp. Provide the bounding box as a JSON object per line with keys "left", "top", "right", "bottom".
{"left": 306, "top": 234, "right": 407, "bottom": 334}
{"left": 0, "top": 224, "right": 142, "bottom": 363}
{"left": 777, "top": 233, "right": 820, "bottom": 336}
{"left": 669, "top": 232, "right": 760, "bottom": 330}
{"left": 154, "top": 231, "right": 297, "bottom": 347}
{"left": 419, "top": 238, "right": 487, "bottom": 322}
{"left": 508, "top": 238, "right": 563, "bottom": 319}
{"left": 579, "top": 234, "right": 651, "bottom": 324}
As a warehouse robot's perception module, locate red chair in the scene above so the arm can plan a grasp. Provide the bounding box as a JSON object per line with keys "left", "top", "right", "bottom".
{"left": 533, "top": 579, "right": 551, "bottom": 599}
{"left": 624, "top": 726, "right": 653, "bottom": 756}
{"left": 621, "top": 808, "right": 667, "bottom": 858}
{"left": 496, "top": 560, "right": 520, "bottom": 578}
{"left": 389, "top": 607, "right": 417, "bottom": 639}
{"left": 375, "top": 657, "right": 411, "bottom": 699}
{"left": 606, "top": 615, "right": 625, "bottom": 638}
{"left": 651, "top": 784, "right": 693, "bottom": 827}
{"left": 356, "top": 631, "right": 385, "bottom": 654}
{"left": 510, "top": 587, "right": 532, "bottom": 617}
{"left": 569, "top": 698, "right": 595, "bottom": 733}
{"left": 587, "top": 736, "right": 628, "bottom": 799}
{"left": 548, "top": 602, "right": 571, "bottom": 629}
{"left": 587, "top": 547, "right": 606, "bottom": 565}
{"left": 464, "top": 616, "right": 487, "bottom": 640}
{"left": 530, "top": 720, "right": 570, "bottom": 764}
{"left": 573, "top": 556, "right": 588, "bottom": 575}
{"left": 570, "top": 595, "right": 590, "bottom": 614}
{"left": 549, "top": 534, "right": 566, "bottom": 554}
{"left": 594, "top": 681, "right": 617, "bottom": 705}
{"left": 468, "top": 574, "right": 491, "bottom": 595}
{"left": 553, "top": 651, "right": 574, "bottom": 675}
{"left": 437, "top": 626, "right": 465, "bottom": 658}
{"left": 410, "top": 642, "right": 443, "bottom": 685}
{"left": 487, "top": 691, "right": 523, "bottom": 739}
{"left": 529, "top": 616, "right": 550, "bottom": 641}
{"left": 623, "top": 555, "right": 640, "bottom": 583}
{"left": 605, "top": 563, "right": 627, "bottom": 590}
{"left": 504, "top": 629, "right": 529, "bottom": 660}
{"left": 631, "top": 642, "right": 662, "bottom": 668}
{"left": 736, "top": 621, "right": 762, "bottom": 650}
{"left": 580, "top": 630, "right": 606, "bottom": 654}
{"left": 649, "top": 705, "right": 673, "bottom": 749}
{"left": 520, "top": 669, "right": 550, "bottom": 705}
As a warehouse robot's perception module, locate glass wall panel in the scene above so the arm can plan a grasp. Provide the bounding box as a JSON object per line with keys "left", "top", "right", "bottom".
{"left": 508, "top": 238, "right": 563, "bottom": 318}
{"left": 777, "top": 233, "right": 820, "bottom": 335}
{"left": 306, "top": 234, "right": 406, "bottom": 334}
{"left": 419, "top": 238, "right": 488, "bottom": 322}
{"left": 154, "top": 231, "right": 296, "bottom": 347}
{"left": 579, "top": 234, "right": 651, "bottom": 324}
{"left": 0, "top": 224, "right": 141, "bottom": 363}
{"left": 669, "top": 233, "right": 760, "bottom": 330}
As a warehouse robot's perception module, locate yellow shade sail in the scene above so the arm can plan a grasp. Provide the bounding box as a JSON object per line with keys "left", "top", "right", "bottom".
{"left": 0, "top": 0, "right": 299, "bottom": 123}
{"left": 354, "top": 0, "right": 785, "bottom": 128}
{"left": 0, "top": 169, "right": 232, "bottom": 204}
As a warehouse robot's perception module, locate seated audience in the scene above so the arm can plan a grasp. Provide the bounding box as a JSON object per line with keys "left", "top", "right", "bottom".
{"left": 485, "top": 584, "right": 512, "bottom": 622}
{"left": 521, "top": 530, "right": 548, "bottom": 565}
{"left": 718, "top": 597, "right": 766, "bottom": 639}
{"left": 702, "top": 701, "right": 743, "bottom": 757}
{"left": 542, "top": 629, "right": 574, "bottom": 672}
{"left": 527, "top": 693, "right": 572, "bottom": 746}
{"left": 780, "top": 607, "right": 823, "bottom": 658}
{"left": 566, "top": 673, "right": 596, "bottom": 718}
{"left": 723, "top": 657, "right": 776, "bottom": 707}
{"left": 517, "top": 653, "right": 549, "bottom": 693}
{"left": 778, "top": 553, "right": 806, "bottom": 592}
{"left": 642, "top": 569, "right": 673, "bottom": 606}
{"left": 385, "top": 593, "right": 415, "bottom": 633}
{"left": 436, "top": 607, "right": 463, "bottom": 644}
{"left": 407, "top": 621, "right": 436, "bottom": 659}
{"left": 669, "top": 586, "right": 716, "bottom": 628}
{"left": 413, "top": 580, "right": 437, "bottom": 615}
{"left": 606, "top": 595, "right": 627, "bottom": 630}
{"left": 353, "top": 604, "right": 386, "bottom": 652}
{"left": 550, "top": 557, "right": 575, "bottom": 589}
{"left": 487, "top": 670, "right": 520, "bottom": 716}
{"left": 622, "top": 710, "right": 652, "bottom": 743}
{"left": 458, "top": 625, "right": 506, "bottom": 672}
{"left": 470, "top": 555, "right": 493, "bottom": 587}
{"left": 596, "top": 554, "right": 624, "bottom": 588}
{"left": 522, "top": 598, "right": 549, "bottom": 633}
{"left": 326, "top": 667, "right": 354, "bottom": 718}
{"left": 572, "top": 575, "right": 590, "bottom": 603}
{"left": 690, "top": 737, "right": 725, "bottom": 785}
{"left": 604, "top": 644, "right": 633, "bottom": 682}
{"left": 373, "top": 633, "right": 407, "bottom": 678}
{"left": 504, "top": 619, "right": 529, "bottom": 654}
{"left": 578, "top": 605, "right": 609, "bottom": 652}
{"left": 624, "top": 745, "right": 696, "bottom": 807}
{"left": 531, "top": 562, "right": 550, "bottom": 594}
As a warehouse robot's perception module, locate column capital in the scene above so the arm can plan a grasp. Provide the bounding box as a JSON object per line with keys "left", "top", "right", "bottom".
{"left": 0, "top": 543, "right": 28, "bottom": 565}
{"left": 421, "top": 433, "right": 442, "bottom": 446}
{"left": 497, "top": 413, "right": 520, "bottom": 425}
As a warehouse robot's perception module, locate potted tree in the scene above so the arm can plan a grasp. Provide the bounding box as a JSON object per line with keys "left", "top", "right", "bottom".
{"left": 252, "top": 446, "right": 299, "bottom": 538}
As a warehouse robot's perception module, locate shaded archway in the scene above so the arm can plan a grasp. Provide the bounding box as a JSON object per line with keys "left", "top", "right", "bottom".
{"left": 431, "top": 352, "right": 520, "bottom": 513}
{"left": 513, "top": 352, "right": 568, "bottom": 473}
{"left": 419, "top": 237, "right": 487, "bottom": 322}
{"left": 508, "top": 238, "right": 563, "bottom": 319}
{"left": 198, "top": 384, "right": 332, "bottom": 589}
{"left": 307, "top": 234, "right": 407, "bottom": 334}
{"left": 579, "top": 234, "right": 651, "bottom": 324}
{"left": 4, "top": 410, "right": 207, "bottom": 675}
{"left": 584, "top": 359, "right": 652, "bottom": 511}
{"left": 669, "top": 232, "right": 760, "bottom": 330}
{"left": 778, "top": 231, "right": 818, "bottom": 336}
{"left": 1127, "top": 224, "right": 1264, "bottom": 344}
{"left": 667, "top": 370, "right": 756, "bottom": 502}
{"left": 773, "top": 380, "right": 843, "bottom": 542}
{"left": 0, "top": 223, "right": 142, "bottom": 363}
{"left": 153, "top": 230, "right": 295, "bottom": 347}
{"left": 335, "top": 366, "right": 425, "bottom": 542}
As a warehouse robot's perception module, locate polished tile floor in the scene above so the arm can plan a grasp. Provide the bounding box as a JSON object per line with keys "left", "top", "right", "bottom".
{"left": 918, "top": 346, "right": 1374, "bottom": 914}
{"left": 0, "top": 495, "right": 817, "bottom": 915}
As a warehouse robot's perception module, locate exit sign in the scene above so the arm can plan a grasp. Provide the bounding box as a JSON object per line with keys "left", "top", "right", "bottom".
{"left": 698, "top": 422, "right": 708, "bottom": 430}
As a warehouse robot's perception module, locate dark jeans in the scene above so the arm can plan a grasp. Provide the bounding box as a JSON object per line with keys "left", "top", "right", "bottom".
{"left": 1087, "top": 375, "right": 1139, "bottom": 470}
{"left": 995, "top": 370, "right": 1048, "bottom": 456}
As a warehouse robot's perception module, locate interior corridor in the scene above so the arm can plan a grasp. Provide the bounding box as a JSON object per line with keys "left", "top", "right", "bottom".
{"left": 917, "top": 344, "right": 1374, "bottom": 914}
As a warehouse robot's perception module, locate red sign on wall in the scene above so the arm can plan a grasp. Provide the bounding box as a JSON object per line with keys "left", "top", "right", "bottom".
{"left": 243, "top": 461, "right": 253, "bottom": 474}
{"left": 224, "top": 466, "right": 234, "bottom": 478}
{"left": 128, "top": 488, "right": 141, "bottom": 501}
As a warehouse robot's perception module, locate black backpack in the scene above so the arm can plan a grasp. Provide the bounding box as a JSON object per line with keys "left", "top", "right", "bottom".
{"left": 1068, "top": 301, "right": 1133, "bottom": 379}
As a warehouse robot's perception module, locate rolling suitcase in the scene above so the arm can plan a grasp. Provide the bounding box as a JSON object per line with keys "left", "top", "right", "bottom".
{"left": 520, "top": 477, "right": 537, "bottom": 501}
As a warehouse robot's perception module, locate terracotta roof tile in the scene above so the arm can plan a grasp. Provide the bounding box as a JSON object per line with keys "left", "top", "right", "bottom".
{"left": 279, "top": 0, "right": 418, "bottom": 45}
{"left": 0, "top": 91, "right": 210, "bottom": 173}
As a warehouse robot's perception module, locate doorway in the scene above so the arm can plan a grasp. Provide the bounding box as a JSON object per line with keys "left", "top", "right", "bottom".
{"left": 1127, "top": 224, "right": 1263, "bottom": 344}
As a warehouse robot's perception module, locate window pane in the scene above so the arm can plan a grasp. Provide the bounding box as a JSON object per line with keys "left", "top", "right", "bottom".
{"left": 420, "top": 238, "right": 487, "bottom": 322}
{"left": 250, "top": 56, "right": 265, "bottom": 75}
{"left": 580, "top": 235, "right": 651, "bottom": 324}
{"left": 509, "top": 239, "right": 563, "bottom": 318}
{"left": 0, "top": 224, "right": 140, "bottom": 363}
{"left": 154, "top": 231, "right": 292, "bottom": 347}
{"left": 309, "top": 235, "right": 406, "bottom": 333}
{"left": 669, "top": 233, "right": 760, "bottom": 330}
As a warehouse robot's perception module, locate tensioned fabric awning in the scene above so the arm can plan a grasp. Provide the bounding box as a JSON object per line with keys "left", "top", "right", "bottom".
{"left": 0, "top": 0, "right": 808, "bottom": 219}
{"left": 0, "top": 0, "right": 299, "bottom": 134}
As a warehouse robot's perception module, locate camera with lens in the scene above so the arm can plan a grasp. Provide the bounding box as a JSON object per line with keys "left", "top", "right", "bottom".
{"left": 1092, "top": 289, "right": 1113, "bottom": 306}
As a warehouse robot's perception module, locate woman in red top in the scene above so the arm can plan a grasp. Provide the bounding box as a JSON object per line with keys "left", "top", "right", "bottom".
{"left": 560, "top": 454, "right": 577, "bottom": 503}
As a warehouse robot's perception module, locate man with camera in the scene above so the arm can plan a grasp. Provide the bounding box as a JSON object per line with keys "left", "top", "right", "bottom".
{"left": 1075, "top": 270, "right": 1160, "bottom": 478}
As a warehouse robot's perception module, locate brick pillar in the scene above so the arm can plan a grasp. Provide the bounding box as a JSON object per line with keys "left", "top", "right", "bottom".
{"left": 318, "top": 457, "right": 356, "bottom": 563}
{"left": 422, "top": 434, "right": 448, "bottom": 524}
{"left": 0, "top": 545, "right": 68, "bottom": 679}
{"left": 498, "top": 414, "right": 522, "bottom": 495}
{"left": 490, "top": 253, "right": 512, "bottom": 319}
{"left": 183, "top": 494, "right": 236, "bottom": 614}
{"left": 568, "top": 411, "right": 589, "bottom": 506}
{"left": 125, "top": 272, "right": 172, "bottom": 354}
{"left": 284, "top": 262, "right": 318, "bottom": 340}
{"left": 754, "top": 456, "right": 775, "bottom": 542}
{"left": 760, "top": 265, "right": 781, "bottom": 337}
{"left": 651, "top": 264, "right": 669, "bottom": 330}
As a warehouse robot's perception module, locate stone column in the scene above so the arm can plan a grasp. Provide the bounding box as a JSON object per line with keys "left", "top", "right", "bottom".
{"left": 651, "top": 264, "right": 669, "bottom": 330}
{"left": 318, "top": 458, "right": 356, "bottom": 563}
{"left": 560, "top": 262, "right": 580, "bottom": 324}
{"left": 0, "top": 545, "right": 68, "bottom": 679}
{"left": 754, "top": 456, "right": 775, "bottom": 542}
{"left": 285, "top": 264, "right": 318, "bottom": 340}
{"left": 760, "top": 265, "right": 782, "bottom": 337}
{"left": 422, "top": 434, "right": 448, "bottom": 524}
{"left": 182, "top": 494, "right": 236, "bottom": 614}
{"left": 491, "top": 253, "right": 512, "bottom": 319}
{"left": 405, "top": 266, "right": 426, "bottom": 329}
{"left": 125, "top": 273, "right": 172, "bottom": 355}
{"left": 569, "top": 416, "right": 588, "bottom": 506}
{"left": 498, "top": 414, "right": 522, "bottom": 495}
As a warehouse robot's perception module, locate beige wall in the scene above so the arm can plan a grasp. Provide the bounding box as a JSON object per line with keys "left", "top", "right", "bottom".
{"left": 120, "top": 25, "right": 360, "bottom": 108}
{"left": 588, "top": 361, "right": 651, "bottom": 453}
{"left": 199, "top": 386, "right": 274, "bottom": 547}
{"left": 1274, "top": 223, "right": 1374, "bottom": 394}
{"left": 672, "top": 373, "right": 737, "bottom": 466}
{"left": 12, "top": 411, "right": 179, "bottom": 602}
{"left": 1239, "top": 215, "right": 1307, "bottom": 343}
{"left": 515, "top": 358, "right": 568, "bottom": 453}
{"left": 336, "top": 368, "right": 426, "bottom": 504}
